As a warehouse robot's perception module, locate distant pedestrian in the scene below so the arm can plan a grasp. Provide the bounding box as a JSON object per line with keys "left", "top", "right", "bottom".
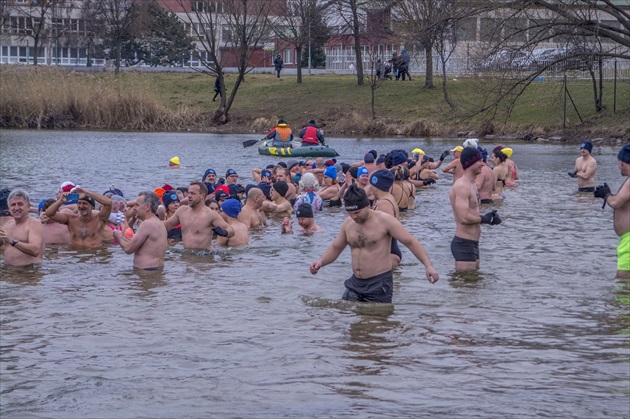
{"left": 212, "top": 76, "right": 221, "bottom": 101}
{"left": 274, "top": 54, "right": 283, "bottom": 78}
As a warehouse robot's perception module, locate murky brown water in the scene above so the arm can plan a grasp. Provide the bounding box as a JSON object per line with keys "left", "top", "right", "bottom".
{"left": 1, "top": 130, "right": 628, "bottom": 418}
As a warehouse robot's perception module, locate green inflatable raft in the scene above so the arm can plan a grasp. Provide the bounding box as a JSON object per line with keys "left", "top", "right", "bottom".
{"left": 258, "top": 140, "right": 339, "bottom": 157}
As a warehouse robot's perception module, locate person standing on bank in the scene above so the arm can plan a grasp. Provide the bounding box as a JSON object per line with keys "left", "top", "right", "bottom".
{"left": 309, "top": 185, "right": 439, "bottom": 304}
{"left": 113, "top": 191, "right": 167, "bottom": 270}
{"left": 298, "top": 120, "right": 326, "bottom": 147}
{"left": 449, "top": 147, "right": 502, "bottom": 272}
{"left": 593, "top": 144, "right": 630, "bottom": 279}
{"left": 0, "top": 189, "right": 44, "bottom": 266}
{"left": 274, "top": 54, "right": 283, "bottom": 78}
{"left": 568, "top": 141, "right": 597, "bottom": 192}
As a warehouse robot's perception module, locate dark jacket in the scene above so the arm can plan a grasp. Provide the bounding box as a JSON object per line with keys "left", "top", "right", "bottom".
{"left": 274, "top": 56, "right": 283, "bottom": 70}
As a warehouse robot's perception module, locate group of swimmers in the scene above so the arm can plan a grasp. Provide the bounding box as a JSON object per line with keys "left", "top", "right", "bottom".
{"left": 1, "top": 142, "right": 628, "bottom": 301}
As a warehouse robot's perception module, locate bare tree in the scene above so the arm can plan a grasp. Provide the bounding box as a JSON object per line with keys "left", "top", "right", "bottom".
{"left": 177, "top": 0, "right": 273, "bottom": 124}
{"left": 268, "top": 0, "right": 334, "bottom": 84}
{"left": 476, "top": 0, "right": 630, "bottom": 116}
{"left": 83, "top": 0, "right": 139, "bottom": 74}
{"left": 394, "top": 0, "right": 486, "bottom": 89}
{"left": 333, "top": 0, "right": 371, "bottom": 85}
{"left": 10, "top": 0, "right": 66, "bottom": 65}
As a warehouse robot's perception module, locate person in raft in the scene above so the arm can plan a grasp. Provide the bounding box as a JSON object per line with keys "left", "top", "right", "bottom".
{"left": 298, "top": 120, "right": 326, "bottom": 147}
{"left": 267, "top": 119, "right": 293, "bottom": 148}
{"left": 309, "top": 184, "right": 439, "bottom": 304}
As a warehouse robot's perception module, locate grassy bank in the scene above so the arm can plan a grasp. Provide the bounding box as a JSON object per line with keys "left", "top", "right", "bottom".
{"left": 1, "top": 66, "right": 628, "bottom": 141}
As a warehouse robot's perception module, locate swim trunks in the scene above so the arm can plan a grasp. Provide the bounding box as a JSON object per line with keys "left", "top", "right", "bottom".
{"left": 480, "top": 198, "right": 493, "bottom": 204}
{"left": 342, "top": 271, "right": 393, "bottom": 303}
{"left": 578, "top": 187, "right": 595, "bottom": 193}
{"left": 618, "top": 232, "right": 630, "bottom": 272}
{"left": 391, "top": 238, "right": 402, "bottom": 261}
{"left": 451, "top": 236, "right": 479, "bottom": 262}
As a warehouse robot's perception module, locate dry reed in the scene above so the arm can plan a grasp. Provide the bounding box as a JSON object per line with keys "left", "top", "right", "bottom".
{"left": 0, "top": 66, "right": 203, "bottom": 131}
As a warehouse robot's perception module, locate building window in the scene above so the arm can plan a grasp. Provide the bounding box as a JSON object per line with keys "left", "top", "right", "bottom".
{"left": 192, "top": 1, "right": 223, "bottom": 13}
{"left": 283, "top": 49, "right": 293, "bottom": 64}
{"left": 480, "top": 18, "right": 501, "bottom": 42}
{"left": 455, "top": 18, "right": 477, "bottom": 42}
{"left": 222, "top": 25, "right": 233, "bottom": 43}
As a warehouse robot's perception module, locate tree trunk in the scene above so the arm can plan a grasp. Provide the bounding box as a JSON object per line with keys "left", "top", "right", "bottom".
{"left": 351, "top": 1, "right": 363, "bottom": 86}
{"left": 441, "top": 58, "right": 455, "bottom": 109}
{"left": 114, "top": 42, "right": 121, "bottom": 75}
{"left": 33, "top": 38, "right": 39, "bottom": 66}
{"left": 296, "top": 45, "right": 303, "bottom": 84}
{"left": 424, "top": 44, "right": 433, "bottom": 89}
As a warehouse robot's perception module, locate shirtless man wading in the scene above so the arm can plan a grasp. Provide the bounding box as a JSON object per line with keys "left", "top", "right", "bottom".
{"left": 0, "top": 190, "right": 44, "bottom": 266}
{"left": 568, "top": 141, "right": 597, "bottom": 192}
{"left": 449, "top": 147, "right": 502, "bottom": 271}
{"left": 45, "top": 187, "right": 112, "bottom": 248}
{"left": 310, "top": 184, "right": 439, "bottom": 303}
{"left": 113, "top": 191, "right": 167, "bottom": 270}
{"left": 164, "top": 182, "right": 234, "bottom": 250}
{"left": 593, "top": 144, "right": 630, "bottom": 278}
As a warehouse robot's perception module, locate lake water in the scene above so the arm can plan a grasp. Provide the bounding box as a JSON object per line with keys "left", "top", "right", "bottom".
{"left": 0, "top": 130, "right": 628, "bottom": 418}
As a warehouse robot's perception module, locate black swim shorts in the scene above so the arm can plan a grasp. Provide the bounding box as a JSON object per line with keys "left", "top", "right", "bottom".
{"left": 450, "top": 236, "right": 479, "bottom": 262}
{"left": 578, "top": 187, "right": 595, "bottom": 193}
{"left": 480, "top": 198, "right": 493, "bottom": 204}
{"left": 342, "top": 271, "right": 393, "bottom": 303}
{"left": 390, "top": 238, "right": 402, "bottom": 261}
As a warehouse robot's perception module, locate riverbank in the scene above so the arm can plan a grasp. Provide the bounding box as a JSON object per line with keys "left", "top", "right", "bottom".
{"left": 1, "top": 66, "right": 628, "bottom": 145}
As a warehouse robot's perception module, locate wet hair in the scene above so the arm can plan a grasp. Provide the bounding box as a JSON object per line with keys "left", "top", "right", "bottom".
{"left": 492, "top": 150, "right": 507, "bottom": 163}
{"left": 205, "top": 197, "right": 218, "bottom": 207}
{"left": 391, "top": 166, "right": 409, "bottom": 181}
{"left": 299, "top": 172, "right": 320, "bottom": 192}
{"left": 41, "top": 198, "right": 56, "bottom": 212}
{"left": 176, "top": 186, "right": 188, "bottom": 195}
{"left": 8, "top": 189, "right": 30, "bottom": 205}
{"left": 138, "top": 191, "right": 161, "bottom": 215}
{"left": 189, "top": 181, "right": 208, "bottom": 196}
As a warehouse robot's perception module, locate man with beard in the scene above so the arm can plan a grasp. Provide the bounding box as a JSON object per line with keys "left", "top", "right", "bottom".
{"left": 0, "top": 189, "right": 44, "bottom": 266}
{"left": 164, "top": 181, "right": 233, "bottom": 251}
{"left": 309, "top": 185, "right": 439, "bottom": 303}
{"left": 45, "top": 187, "right": 112, "bottom": 248}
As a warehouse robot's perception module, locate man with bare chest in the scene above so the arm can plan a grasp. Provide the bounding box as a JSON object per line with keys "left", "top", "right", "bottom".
{"left": 568, "top": 141, "right": 597, "bottom": 192}
{"left": 310, "top": 185, "right": 439, "bottom": 303}
{"left": 239, "top": 187, "right": 267, "bottom": 229}
{"left": 0, "top": 190, "right": 44, "bottom": 266}
{"left": 114, "top": 191, "right": 167, "bottom": 270}
{"left": 594, "top": 144, "right": 630, "bottom": 278}
{"left": 474, "top": 148, "right": 494, "bottom": 204}
{"left": 449, "top": 148, "right": 502, "bottom": 271}
{"left": 164, "top": 182, "right": 234, "bottom": 251}
{"left": 45, "top": 187, "right": 112, "bottom": 248}
{"left": 369, "top": 169, "right": 402, "bottom": 268}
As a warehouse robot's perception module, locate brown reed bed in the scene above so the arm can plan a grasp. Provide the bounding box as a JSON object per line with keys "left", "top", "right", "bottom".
{"left": 0, "top": 66, "right": 203, "bottom": 131}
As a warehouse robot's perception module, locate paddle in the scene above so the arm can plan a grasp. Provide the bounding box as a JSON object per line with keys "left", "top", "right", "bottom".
{"left": 243, "top": 138, "right": 266, "bottom": 148}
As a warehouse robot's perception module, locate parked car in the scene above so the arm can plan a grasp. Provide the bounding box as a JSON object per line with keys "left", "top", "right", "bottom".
{"left": 512, "top": 48, "right": 559, "bottom": 71}
{"left": 477, "top": 50, "right": 527, "bottom": 71}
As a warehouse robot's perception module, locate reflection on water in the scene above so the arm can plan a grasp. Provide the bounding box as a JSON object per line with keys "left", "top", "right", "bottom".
{"left": 0, "top": 130, "right": 629, "bottom": 417}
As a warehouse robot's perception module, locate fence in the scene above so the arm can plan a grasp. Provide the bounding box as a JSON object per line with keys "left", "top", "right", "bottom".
{"left": 324, "top": 50, "right": 630, "bottom": 80}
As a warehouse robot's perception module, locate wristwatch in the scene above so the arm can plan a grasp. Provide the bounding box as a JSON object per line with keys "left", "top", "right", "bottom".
{"left": 11, "top": 238, "right": 18, "bottom": 247}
